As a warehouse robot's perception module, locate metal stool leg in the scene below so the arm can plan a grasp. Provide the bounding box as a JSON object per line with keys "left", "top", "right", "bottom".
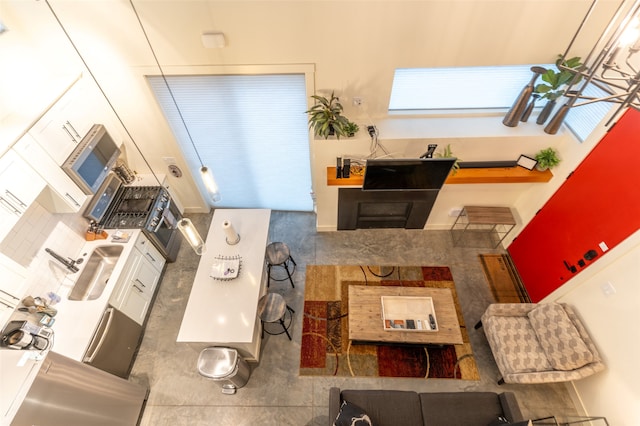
{"left": 283, "top": 258, "right": 295, "bottom": 288}
{"left": 279, "top": 318, "right": 292, "bottom": 340}
{"left": 267, "top": 264, "right": 272, "bottom": 288}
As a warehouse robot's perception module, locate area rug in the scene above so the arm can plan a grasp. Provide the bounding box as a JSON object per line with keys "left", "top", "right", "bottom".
{"left": 300, "top": 265, "right": 480, "bottom": 380}
{"left": 479, "top": 254, "right": 530, "bottom": 303}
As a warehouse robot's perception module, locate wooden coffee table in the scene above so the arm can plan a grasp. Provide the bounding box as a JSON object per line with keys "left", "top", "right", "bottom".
{"left": 348, "top": 285, "right": 463, "bottom": 345}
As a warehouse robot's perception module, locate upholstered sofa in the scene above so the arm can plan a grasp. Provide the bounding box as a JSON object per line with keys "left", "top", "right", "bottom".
{"left": 328, "top": 387, "right": 524, "bottom": 426}
{"left": 477, "top": 303, "right": 605, "bottom": 384}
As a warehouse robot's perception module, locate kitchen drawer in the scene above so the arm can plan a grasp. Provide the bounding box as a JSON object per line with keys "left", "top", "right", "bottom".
{"left": 120, "top": 284, "right": 150, "bottom": 325}
{"left": 135, "top": 234, "right": 165, "bottom": 272}
{"left": 131, "top": 256, "right": 160, "bottom": 298}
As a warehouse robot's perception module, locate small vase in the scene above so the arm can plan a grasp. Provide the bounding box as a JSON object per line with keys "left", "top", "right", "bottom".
{"left": 520, "top": 94, "right": 539, "bottom": 122}
{"left": 536, "top": 99, "right": 557, "bottom": 125}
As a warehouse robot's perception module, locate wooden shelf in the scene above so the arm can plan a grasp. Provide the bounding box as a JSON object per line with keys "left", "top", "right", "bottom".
{"left": 446, "top": 167, "right": 553, "bottom": 184}
{"left": 326, "top": 166, "right": 552, "bottom": 186}
{"left": 327, "top": 167, "right": 364, "bottom": 186}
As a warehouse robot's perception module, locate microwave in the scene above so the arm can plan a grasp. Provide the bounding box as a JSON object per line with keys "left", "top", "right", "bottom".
{"left": 62, "top": 124, "right": 121, "bottom": 194}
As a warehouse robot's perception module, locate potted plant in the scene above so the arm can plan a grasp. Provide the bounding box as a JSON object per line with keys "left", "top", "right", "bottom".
{"left": 436, "top": 144, "right": 461, "bottom": 175}
{"left": 305, "top": 92, "right": 350, "bottom": 139}
{"left": 534, "top": 147, "right": 560, "bottom": 170}
{"left": 344, "top": 121, "right": 359, "bottom": 137}
{"left": 534, "top": 55, "right": 583, "bottom": 124}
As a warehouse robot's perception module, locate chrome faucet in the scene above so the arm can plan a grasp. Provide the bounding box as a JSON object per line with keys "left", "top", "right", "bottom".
{"left": 45, "top": 248, "right": 80, "bottom": 273}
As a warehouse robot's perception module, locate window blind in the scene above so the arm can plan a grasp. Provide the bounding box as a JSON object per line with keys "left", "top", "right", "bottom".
{"left": 148, "top": 74, "right": 312, "bottom": 211}
{"left": 563, "top": 84, "right": 613, "bottom": 142}
{"left": 389, "top": 66, "right": 547, "bottom": 110}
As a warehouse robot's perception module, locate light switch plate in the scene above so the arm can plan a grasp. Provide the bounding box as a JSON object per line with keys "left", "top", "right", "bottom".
{"left": 601, "top": 281, "right": 616, "bottom": 297}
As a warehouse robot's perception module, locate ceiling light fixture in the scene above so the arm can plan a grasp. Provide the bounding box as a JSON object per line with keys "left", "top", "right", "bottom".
{"left": 545, "top": 0, "right": 640, "bottom": 134}
{"left": 130, "top": 0, "right": 222, "bottom": 204}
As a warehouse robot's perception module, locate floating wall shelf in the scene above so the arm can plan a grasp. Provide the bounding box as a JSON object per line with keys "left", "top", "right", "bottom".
{"left": 326, "top": 166, "right": 553, "bottom": 186}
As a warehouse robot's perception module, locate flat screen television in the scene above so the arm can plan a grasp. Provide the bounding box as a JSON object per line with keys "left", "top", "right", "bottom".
{"left": 362, "top": 158, "right": 456, "bottom": 191}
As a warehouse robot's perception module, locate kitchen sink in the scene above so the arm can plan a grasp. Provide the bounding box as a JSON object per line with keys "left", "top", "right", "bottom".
{"left": 68, "top": 245, "right": 124, "bottom": 301}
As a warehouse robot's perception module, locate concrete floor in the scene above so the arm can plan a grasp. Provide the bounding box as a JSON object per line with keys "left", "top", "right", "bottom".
{"left": 131, "top": 210, "right": 579, "bottom": 426}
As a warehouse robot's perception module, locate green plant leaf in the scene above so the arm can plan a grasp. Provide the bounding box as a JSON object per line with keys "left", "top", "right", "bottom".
{"left": 535, "top": 84, "right": 551, "bottom": 93}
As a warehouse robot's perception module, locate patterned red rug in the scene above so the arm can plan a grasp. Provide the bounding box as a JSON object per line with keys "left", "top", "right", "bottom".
{"left": 299, "top": 265, "right": 479, "bottom": 380}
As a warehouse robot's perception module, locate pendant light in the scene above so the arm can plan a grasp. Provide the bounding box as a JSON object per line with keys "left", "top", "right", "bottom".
{"left": 178, "top": 218, "right": 206, "bottom": 255}
{"left": 200, "top": 167, "right": 221, "bottom": 202}
{"left": 130, "top": 0, "right": 222, "bottom": 204}
{"left": 130, "top": 0, "right": 217, "bottom": 254}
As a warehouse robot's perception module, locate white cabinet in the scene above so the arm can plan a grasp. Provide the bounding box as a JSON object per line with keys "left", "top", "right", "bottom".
{"left": 28, "top": 78, "right": 97, "bottom": 165}
{"left": 13, "top": 134, "right": 88, "bottom": 213}
{"left": 27, "top": 76, "right": 124, "bottom": 166}
{"left": 109, "top": 233, "right": 165, "bottom": 325}
{"left": 0, "top": 150, "right": 46, "bottom": 239}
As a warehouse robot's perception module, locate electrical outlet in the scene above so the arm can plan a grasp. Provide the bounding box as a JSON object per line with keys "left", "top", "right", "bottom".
{"left": 352, "top": 97, "right": 363, "bottom": 106}
{"left": 449, "top": 208, "right": 463, "bottom": 217}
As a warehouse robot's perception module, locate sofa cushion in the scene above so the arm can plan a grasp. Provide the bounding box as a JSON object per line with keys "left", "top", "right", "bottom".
{"left": 333, "top": 400, "right": 373, "bottom": 426}
{"left": 340, "top": 390, "right": 423, "bottom": 426}
{"left": 483, "top": 315, "right": 552, "bottom": 374}
{"left": 420, "top": 392, "right": 508, "bottom": 426}
{"left": 528, "top": 303, "right": 594, "bottom": 371}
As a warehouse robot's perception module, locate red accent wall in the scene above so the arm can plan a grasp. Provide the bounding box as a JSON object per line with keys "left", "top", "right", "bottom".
{"left": 508, "top": 108, "right": 640, "bottom": 302}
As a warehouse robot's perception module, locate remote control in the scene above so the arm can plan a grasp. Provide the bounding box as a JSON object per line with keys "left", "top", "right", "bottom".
{"left": 342, "top": 159, "right": 351, "bottom": 178}
{"left": 429, "top": 314, "right": 437, "bottom": 330}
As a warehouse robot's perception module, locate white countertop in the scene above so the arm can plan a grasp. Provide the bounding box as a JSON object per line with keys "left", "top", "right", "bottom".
{"left": 49, "top": 230, "right": 141, "bottom": 361}
{"left": 177, "top": 209, "right": 271, "bottom": 344}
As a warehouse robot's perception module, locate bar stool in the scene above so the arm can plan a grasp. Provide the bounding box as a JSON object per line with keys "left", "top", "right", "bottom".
{"left": 265, "top": 242, "right": 296, "bottom": 288}
{"left": 257, "top": 293, "right": 294, "bottom": 340}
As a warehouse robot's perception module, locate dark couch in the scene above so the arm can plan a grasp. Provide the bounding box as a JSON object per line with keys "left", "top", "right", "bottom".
{"left": 329, "top": 387, "right": 524, "bottom": 426}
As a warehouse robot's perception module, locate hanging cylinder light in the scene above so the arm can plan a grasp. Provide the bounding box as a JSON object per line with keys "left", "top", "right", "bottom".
{"left": 200, "top": 166, "right": 221, "bottom": 202}
{"left": 178, "top": 218, "right": 206, "bottom": 255}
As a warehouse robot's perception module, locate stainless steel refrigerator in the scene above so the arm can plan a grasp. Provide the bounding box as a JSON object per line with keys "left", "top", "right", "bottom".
{"left": 11, "top": 351, "right": 148, "bottom": 426}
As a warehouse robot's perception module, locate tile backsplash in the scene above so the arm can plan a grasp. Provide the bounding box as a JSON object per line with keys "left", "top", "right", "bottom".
{"left": 1, "top": 202, "right": 59, "bottom": 267}
{"left": 1, "top": 200, "right": 90, "bottom": 300}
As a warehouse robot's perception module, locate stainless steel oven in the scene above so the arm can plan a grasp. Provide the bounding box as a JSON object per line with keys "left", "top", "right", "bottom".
{"left": 143, "top": 192, "right": 182, "bottom": 262}
{"left": 85, "top": 173, "right": 182, "bottom": 262}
